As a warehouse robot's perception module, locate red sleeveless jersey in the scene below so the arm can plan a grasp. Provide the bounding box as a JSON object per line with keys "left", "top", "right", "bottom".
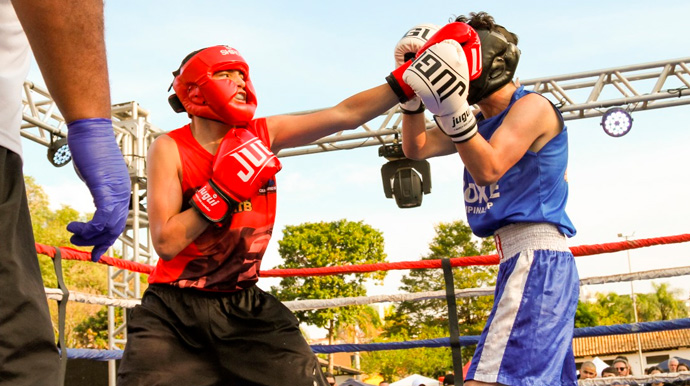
{"left": 148, "top": 119, "right": 277, "bottom": 291}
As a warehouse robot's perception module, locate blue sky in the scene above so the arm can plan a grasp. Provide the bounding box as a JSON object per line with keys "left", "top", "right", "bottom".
{"left": 21, "top": 1, "right": 690, "bottom": 310}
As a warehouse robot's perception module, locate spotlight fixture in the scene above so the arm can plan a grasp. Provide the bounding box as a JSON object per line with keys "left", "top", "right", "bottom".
{"left": 601, "top": 108, "right": 633, "bottom": 137}
{"left": 379, "top": 143, "right": 431, "bottom": 208}
{"left": 47, "top": 136, "right": 71, "bottom": 167}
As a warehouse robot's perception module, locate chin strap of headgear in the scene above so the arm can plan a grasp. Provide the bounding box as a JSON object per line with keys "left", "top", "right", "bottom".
{"left": 168, "top": 45, "right": 257, "bottom": 126}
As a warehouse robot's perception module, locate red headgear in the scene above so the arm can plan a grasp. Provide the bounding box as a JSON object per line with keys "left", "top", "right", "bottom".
{"left": 170, "top": 45, "right": 257, "bottom": 126}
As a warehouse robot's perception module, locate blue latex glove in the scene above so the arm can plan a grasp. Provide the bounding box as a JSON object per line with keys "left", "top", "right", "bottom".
{"left": 66, "top": 118, "right": 131, "bottom": 261}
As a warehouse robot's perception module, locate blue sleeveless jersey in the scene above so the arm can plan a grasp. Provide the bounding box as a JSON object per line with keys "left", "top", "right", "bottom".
{"left": 463, "top": 86, "right": 576, "bottom": 238}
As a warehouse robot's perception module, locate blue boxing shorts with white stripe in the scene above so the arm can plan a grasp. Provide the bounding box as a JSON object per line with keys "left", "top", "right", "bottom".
{"left": 465, "top": 223, "right": 580, "bottom": 386}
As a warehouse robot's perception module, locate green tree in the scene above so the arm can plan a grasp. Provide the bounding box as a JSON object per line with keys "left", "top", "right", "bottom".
{"left": 25, "top": 176, "right": 106, "bottom": 289}
{"left": 374, "top": 220, "right": 496, "bottom": 376}
{"left": 71, "top": 307, "right": 126, "bottom": 348}
{"left": 334, "top": 305, "right": 384, "bottom": 372}
{"left": 636, "top": 283, "right": 689, "bottom": 321}
{"left": 335, "top": 305, "right": 383, "bottom": 343}
{"left": 271, "top": 219, "right": 387, "bottom": 370}
{"left": 575, "top": 283, "right": 689, "bottom": 328}
{"left": 25, "top": 176, "right": 111, "bottom": 348}
{"left": 574, "top": 300, "right": 599, "bottom": 328}
{"left": 588, "top": 292, "right": 634, "bottom": 325}
{"left": 361, "top": 325, "right": 452, "bottom": 381}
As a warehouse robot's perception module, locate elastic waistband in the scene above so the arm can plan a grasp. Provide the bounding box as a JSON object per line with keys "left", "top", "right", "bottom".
{"left": 147, "top": 283, "right": 257, "bottom": 299}
{"left": 494, "top": 223, "right": 569, "bottom": 262}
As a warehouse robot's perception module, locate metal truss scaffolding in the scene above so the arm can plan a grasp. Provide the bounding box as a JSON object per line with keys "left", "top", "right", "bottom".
{"left": 277, "top": 56, "right": 690, "bottom": 157}
{"left": 20, "top": 56, "right": 690, "bottom": 385}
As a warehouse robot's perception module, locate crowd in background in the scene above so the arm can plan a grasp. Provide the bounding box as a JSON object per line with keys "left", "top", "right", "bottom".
{"left": 578, "top": 356, "right": 690, "bottom": 385}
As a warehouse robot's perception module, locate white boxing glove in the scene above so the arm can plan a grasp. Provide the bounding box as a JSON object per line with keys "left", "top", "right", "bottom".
{"left": 403, "top": 40, "right": 477, "bottom": 143}
{"left": 395, "top": 23, "right": 441, "bottom": 67}
{"left": 395, "top": 23, "right": 440, "bottom": 114}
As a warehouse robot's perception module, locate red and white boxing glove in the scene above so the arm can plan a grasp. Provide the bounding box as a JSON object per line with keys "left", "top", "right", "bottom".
{"left": 394, "top": 23, "right": 440, "bottom": 114}
{"left": 419, "top": 22, "right": 482, "bottom": 81}
{"left": 191, "top": 129, "right": 281, "bottom": 223}
{"left": 386, "top": 22, "right": 482, "bottom": 104}
{"left": 404, "top": 40, "right": 477, "bottom": 143}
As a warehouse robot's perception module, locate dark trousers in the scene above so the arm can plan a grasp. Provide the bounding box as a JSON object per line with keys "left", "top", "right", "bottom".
{"left": 0, "top": 147, "right": 59, "bottom": 385}
{"left": 117, "top": 284, "right": 329, "bottom": 386}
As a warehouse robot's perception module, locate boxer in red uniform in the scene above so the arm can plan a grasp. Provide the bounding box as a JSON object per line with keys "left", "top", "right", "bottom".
{"left": 115, "top": 40, "right": 473, "bottom": 385}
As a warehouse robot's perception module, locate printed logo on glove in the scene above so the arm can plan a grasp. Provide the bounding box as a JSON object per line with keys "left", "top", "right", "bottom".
{"left": 408, "top": 49, "right": 468, "bottom": 108}
{"left": 386, "top": 22, "right": 482, "bottom": 104}
{"left": 191, "top": 129, "right": 281, "bottom": 224}
{"left": 394, "top": 23, "right": 441, "bottom": 114}
{"left": 403, "top": 40, "right": 478, "bottom": 143}
{"left": 395, "top": 23, "right": 441, "bottom": 66}
{"left": 194, "top": 184, "right": 226, "bottom": 214}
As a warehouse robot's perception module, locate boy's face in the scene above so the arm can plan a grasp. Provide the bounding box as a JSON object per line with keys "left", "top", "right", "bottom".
{"left": 580, "top": 366, "right": 597, "bottom": 379}
{"left": 650, "top": 369, "right": 664, "bottom": 386}
{"left": 212, "top": 69, "right": 247, "bottom": 104}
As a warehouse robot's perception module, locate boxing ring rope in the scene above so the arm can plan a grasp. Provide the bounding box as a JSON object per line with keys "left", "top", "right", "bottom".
{"left": 35, "top": 243, "right": 154, "bottom": 275}
{"left": 44, "top": 265, "right": 690, "bottom": 311}
{"left": 60, "top": 318, "right": 690, "bottom": 357}
{"left": 37, "top": 233, "right": 690, "bottom": 311}
{"left": 35, "top": 233, "right": 690, "bottom": 277}
{"left": 37, "top": 233, "right": 690, "bottom": 383}
{"left": 44, "top": 288, "right": 140, "bottom": 309}
{"left": 580, "top": 373, "right": 690, "bottom": 386}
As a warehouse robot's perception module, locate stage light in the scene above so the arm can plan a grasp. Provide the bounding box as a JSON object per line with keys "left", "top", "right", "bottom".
{"left": 47, "top": 136, "right": 71, "bottom": 167}
{"left": 379, "top": 143, "right": 431, "bottom": 208}
{"left": 601, "top": 108, "right": 633, "bottom": 137}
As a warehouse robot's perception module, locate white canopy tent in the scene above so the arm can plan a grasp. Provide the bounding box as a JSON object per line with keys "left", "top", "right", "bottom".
{"left": 390, "top": 374, "right": 440, "bottom": 386}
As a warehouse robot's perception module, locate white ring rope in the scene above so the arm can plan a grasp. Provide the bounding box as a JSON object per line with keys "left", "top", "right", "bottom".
{"left": 284, "top": 287, "right": 494, "bottom": 311}
{"left": 45, "top": 288, "right": 141, "bottom": 309}
{"left": 579, "top": 372, "right": 690, "bottom": 386}
{"left": 580, "top": 266, "right": 690, "bottom": 286}
{"left": 285, "top": 265, "right": 690, "bottom": 311}
{"left": 44, "top": 265, "right": 690, "bottom": 311}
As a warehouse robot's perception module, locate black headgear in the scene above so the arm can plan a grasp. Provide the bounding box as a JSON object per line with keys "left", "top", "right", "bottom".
{"left": 468, "top": 27, "right": 520, "bottom": 105}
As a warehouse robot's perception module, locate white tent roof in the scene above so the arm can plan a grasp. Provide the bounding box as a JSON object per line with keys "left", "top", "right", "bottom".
{"left": 390, "top": 374, "right": 440, "bottom": 386}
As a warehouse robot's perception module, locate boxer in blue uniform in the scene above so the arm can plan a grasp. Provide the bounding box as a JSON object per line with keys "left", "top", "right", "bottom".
{"left": 399, "top": 12, "right": 579, "bottom": 386}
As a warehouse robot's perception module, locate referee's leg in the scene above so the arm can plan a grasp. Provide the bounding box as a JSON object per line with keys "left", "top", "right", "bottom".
{"left": 0, "top": 148, "right": 60, "bottom": 386}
